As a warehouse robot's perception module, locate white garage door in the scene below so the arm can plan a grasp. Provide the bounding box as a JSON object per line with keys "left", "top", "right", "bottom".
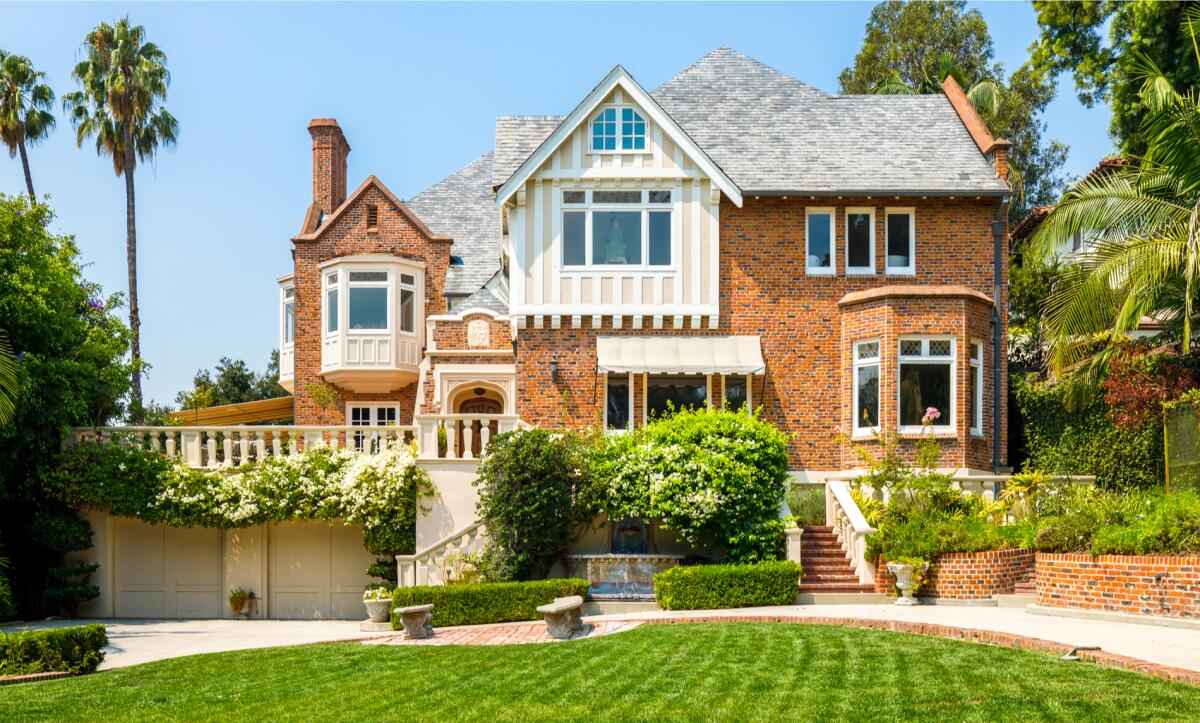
{"left": 269, "top": 521, "right": 375, "bottom": 619}
{"left": 114, "top": 519, "right": 223, "bottom": 618}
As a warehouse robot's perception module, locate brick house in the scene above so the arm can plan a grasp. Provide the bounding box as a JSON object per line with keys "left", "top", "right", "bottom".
{"left": 278, "top": 47, "right": 1011, "bottom": 478}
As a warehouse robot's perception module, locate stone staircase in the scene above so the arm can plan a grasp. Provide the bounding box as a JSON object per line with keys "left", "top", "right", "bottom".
{"left": 992, "top": 565, "right": 1037, "bottom": 608}
{"left": 797, "top": 526, "right": 875, "bottom": 594}
{"left": 1013, "top": 567, "right": 1036, "bottom": 595}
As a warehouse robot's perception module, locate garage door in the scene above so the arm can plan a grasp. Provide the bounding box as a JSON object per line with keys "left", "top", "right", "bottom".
{"left": 269, "top": 521, "right": 375, "bottom": 619}
{"left": 114, "top": 519, "right": 223, "bottom": 618}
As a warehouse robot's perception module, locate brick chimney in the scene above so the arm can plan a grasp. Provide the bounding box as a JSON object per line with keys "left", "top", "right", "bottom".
{"left": 940, "top": 76, "right": 1010, "bottom": 181}
{"left": 308, "top": 118, "right": 350, "bottom": 215}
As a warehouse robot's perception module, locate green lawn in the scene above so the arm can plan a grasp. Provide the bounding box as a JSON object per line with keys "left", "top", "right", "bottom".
{"left": 3, "top": 623, "right": 1198, "bottom": 722}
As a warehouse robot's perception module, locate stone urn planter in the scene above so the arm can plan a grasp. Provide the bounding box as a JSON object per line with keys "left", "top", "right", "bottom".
{"left": 886, "top": 562, "right": 924, "bottom": 606}
{"left": 363, "top": 598, "right": 391, "bottom": 623}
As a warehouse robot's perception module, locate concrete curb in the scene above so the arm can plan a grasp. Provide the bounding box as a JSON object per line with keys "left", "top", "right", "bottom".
{"left": 1026, "top": 604, "right": 1200, "bottom": 631}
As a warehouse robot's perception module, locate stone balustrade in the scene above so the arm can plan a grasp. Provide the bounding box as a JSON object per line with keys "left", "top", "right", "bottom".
{"left": 395, "top": 523, "right": 488, "bottom": 587}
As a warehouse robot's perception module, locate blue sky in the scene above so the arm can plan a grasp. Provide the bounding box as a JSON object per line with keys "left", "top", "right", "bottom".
{"left": 0, "top": 2, "right": 1114, "bottom": 407}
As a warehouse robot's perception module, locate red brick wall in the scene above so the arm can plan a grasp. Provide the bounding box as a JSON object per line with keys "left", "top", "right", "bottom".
{"left": 515, "top": 196, "right": 1008, "bottom": 470}
{"left": 291, "top": 184, "right": 452, "bottom": 425}
{"left": 875, "top": 549, "right": 1034, "bottom": 599}
{"left": 1035, "top": 553, "right": 1200, "bottom": 619}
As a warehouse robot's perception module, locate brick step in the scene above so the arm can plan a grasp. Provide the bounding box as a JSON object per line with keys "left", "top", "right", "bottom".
{"left": 800, "top": 551, "right": 850, "bottom": 560}
{"left": 801, "top": 572, "right": 860, "bottom": 581}
{"left": 797, "top": 583, "right": 876, "bottom": 593}
{"left": 803, "top": 526, "right": 834, "bottom": 532}
{"left": 800, "top": 534, "right": 840, "bottom": 542}
{"left": 799, "top": 545, "right": 845, "bottom": 552}
{"left": 1013, "top": 582, "right": 1035, "bottom": 594}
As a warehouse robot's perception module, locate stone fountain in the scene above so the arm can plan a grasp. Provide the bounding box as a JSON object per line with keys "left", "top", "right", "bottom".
{"left": 566, "top": 518, "right": 683, "bottom": 599}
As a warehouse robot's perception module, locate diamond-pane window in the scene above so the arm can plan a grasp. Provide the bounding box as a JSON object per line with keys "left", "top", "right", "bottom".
{"left": 900, "top": 340, "right": 923, "bottom": 357}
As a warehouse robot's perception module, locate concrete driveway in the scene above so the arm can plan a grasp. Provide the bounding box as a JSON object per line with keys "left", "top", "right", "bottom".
{"left": 0, "top": 619, "right": 392, "bottom": 670}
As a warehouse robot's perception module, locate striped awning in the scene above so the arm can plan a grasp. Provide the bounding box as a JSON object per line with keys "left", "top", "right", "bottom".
{"left": 596, "top": 336, "right": 765, "bottom": 375}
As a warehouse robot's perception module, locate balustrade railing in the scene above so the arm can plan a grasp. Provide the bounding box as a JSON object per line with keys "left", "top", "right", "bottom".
{"left": 825, "top": 479, "right": 877, "bottom": 585}
{"left": 395, "top": 523, "right": 488, "bottom": 587}
{"left": 413, "top": 414, "right": 520, "bottom": 461}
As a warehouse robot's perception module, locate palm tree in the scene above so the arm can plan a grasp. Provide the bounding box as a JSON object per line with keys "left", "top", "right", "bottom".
{"left": 0, "top": 50, "right": 55, "bottom": 200}
{"left": 1031, "top": 7, "right": 1200, "bottom": 381}
{"left": 0, "top": 329, "right": 16, "bottom": 426}
{"left": 63, "top": 18, "right": 178, "bottom": 417}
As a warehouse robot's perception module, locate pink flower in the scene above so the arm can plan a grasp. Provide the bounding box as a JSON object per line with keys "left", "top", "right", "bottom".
{"left": 922, "top": 407, "right": 941, "bottom": 425}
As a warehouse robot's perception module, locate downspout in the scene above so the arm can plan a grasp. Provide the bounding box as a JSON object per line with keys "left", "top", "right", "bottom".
{"left": 991, "top": 203, "right": 1008, "bottom": 473}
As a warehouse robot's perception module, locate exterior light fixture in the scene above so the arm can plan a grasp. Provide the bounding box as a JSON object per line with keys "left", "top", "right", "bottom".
{"left": 550, "top": 358, "right": 559, "bottom": 383}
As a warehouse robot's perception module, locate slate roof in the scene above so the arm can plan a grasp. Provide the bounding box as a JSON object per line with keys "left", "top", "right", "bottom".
{"left": 492, "top": 116, "right": 564, "bottom": 188}
{"left": 491, "top": 47, "right": 1009, "bottom": 196}
{"left": 457, "top": 278, "right": 509, "bottom": 314}
{"left": 405, "top": 153, "right": 500, "bottom": 296}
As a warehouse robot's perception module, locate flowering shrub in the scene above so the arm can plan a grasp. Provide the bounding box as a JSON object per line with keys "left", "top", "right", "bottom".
{"left": 474, "top": 428, "right": 601, "bottom": 581}
{"left": 1013, "top": 486, "right": 1200, "bottom": 555}
{"left": 595, "top": 408, "right": 790, "bottom": 563}
{"left": 50, "top": 441, "right": 433, "bottom": 556}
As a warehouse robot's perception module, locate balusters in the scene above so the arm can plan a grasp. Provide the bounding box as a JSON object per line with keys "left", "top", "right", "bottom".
{"left": 238, "top": 433, "right": 250, "bottom": 467}
{"left": 205, "top": 433, "right": 217, "bottom": 469}
{"left": 165, "top": 432, "right": 176, "bottom": 458}
{"left": 462, "top": 422, "right": 475, "bottom": 460}
{"left": 479, "top": 423, "right": 491, "bottom": 454}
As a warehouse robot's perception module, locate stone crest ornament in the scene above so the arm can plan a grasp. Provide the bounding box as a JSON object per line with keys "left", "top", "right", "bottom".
{"left": 467, "top": 319, "right": 489, "bottom": 348}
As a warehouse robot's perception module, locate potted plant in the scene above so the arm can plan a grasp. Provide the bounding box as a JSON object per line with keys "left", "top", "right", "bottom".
{"left": 362, "top": 585, "right": 394, "bottom": 623}
{"left": 229, "top": 587, "right": 255, "bottom": 618}
{"left": 886, "top": 558, "right": 928, "bottom": 606}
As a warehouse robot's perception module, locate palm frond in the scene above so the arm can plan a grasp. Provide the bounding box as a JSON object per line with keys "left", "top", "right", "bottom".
{"left": 870, "top": 70, "right": 914, "bottom": 96}
{"left": 966, "top": 80, "right": 1001, "bottom": 119}
{"left": 0, "top": 329, "right": 18, "bottom": 426}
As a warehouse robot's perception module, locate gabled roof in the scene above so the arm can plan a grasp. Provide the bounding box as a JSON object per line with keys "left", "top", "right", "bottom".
{"left": 493, "top": 65, "right": 743, "bottom": 207}
{"left": 492, "top": 116, "right": 563, "bottom": 189}
{"left": 649, "top": 48, "right": 1008, "bottom": 196}
{"left": 293, "top": 175, "right": 451, "bottom": 244}
{"left": 406, "top": 153, "right": 501, "bottom": 296}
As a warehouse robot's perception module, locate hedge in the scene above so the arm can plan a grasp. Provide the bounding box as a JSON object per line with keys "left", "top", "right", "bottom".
{"left": 0, "top": 624, "right": 107, "bottom": 677}
{"left": 654, "top": 562, "right": 801, "bottom": 610}
{"left": 390, "top": 579, "right": 590, "bottom": 628}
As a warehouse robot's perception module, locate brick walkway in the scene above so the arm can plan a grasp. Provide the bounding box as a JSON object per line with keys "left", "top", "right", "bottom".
{"left": 364, "top": 619, "right": 642, "bottom": 646}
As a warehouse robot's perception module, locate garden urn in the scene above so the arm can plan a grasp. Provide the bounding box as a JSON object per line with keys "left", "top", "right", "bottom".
{"left": 886, "top": 562, "right": 921, "bottom": 606}
{"left": 364, "top": 599, "right": 391, "bottom": 623}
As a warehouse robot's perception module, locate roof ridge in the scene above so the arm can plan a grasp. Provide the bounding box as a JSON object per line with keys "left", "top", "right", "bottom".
{"left": 654, "top": 46, "right": 829, "bottom": 98}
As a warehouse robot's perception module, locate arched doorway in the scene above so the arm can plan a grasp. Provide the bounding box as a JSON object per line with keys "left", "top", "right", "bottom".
{"left": 453, "top": 386, "right": 503, "bottom": 457}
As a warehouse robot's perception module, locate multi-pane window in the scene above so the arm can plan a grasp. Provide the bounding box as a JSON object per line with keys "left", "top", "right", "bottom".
{"left": 283, "top": 287, "right": 295, "bottom": 344}
{"left": 606, "top": 375, "right": 630, "bottom": 431}
{"left": 325, "top": 273, "right": 339, "bottom": 334}
{"left": 853, "top": 340, "right": 880, "bottom": 434}
{"left": 886, "top": 208, "right": 915, "bottom": 274}
{"left": 399, "top": 272, "right": 416, "bottom": 334}
{"left": 806, "top": 209, "right": 834, "bottom": 274}
{"left": 846, "top": 208, "right": 875, "bottom": 274}
{"left": 898, "top": 337, "right": 954, "bottom": 432}
{"left": 647, "top": 375, "right": 707, "bottom": 419}
{"left": 562, "top": 189, "right": 672, "bottom": 268}
{"left": 724, "top": 375, "right": 749, "bottom": 413}
{"left": 969, "top": 341, "right": 983, "bottom": 436}
{"left": 591, "top": 106, "right": 647, "bottom": 152}
{"left": 348, "top": 271, "right": 389, "bottom": 330}
{"left": 348, "top": 404, "right": 399, "bottom": 451}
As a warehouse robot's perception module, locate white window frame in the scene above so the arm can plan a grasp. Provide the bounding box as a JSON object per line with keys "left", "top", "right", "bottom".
{"left": 345, "top": 268, "right": 392, "bottom": 335}
{"left": 845, "top": 207, "right": 876, "bottom": 275}
{"left": 852, "top": 339, "right": 881, "bottom": 437}
{"left": 321, "top": 261, "right": 423, "bottom": 340}
{"left": 561, "top": 189, "right": 675, "bottom": 272}
{"left": 589, "top": 105, "right": 648, "bottom": 154}
{"left": 346, "top": 403, "right": 401, "bottom": 451}
{"left": 970, "top": 339, "right": 984, "bottom": 437}
{"left": 723, "top": 373, "right": 752, "bottom": 413}
{"left": 884, "top": 207, "right": 916, "bottom": 276}
{"left": 281, "top": 284, "right": 295, "bottom": 346}
{"left": 897, "top": 335, "right": 956, "bottom": 434}
{"left": 603, "top": 372, "right": 634, "bottom": 434}
{"left": 805, "top": 207, "right": 836, "bottom": 275}
{"left": 398, "top": 271, "right": 417, "bottom": 334}
{"left": 324, "top": 271, "right": 340, "bottom": 336}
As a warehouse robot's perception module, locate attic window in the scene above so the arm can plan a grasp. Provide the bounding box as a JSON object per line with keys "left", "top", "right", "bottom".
{"left": 591, "top": 106, "right": 646, "bottom": 152}
{"left": 366, "top": 204, "right": 379, "bottom": 229}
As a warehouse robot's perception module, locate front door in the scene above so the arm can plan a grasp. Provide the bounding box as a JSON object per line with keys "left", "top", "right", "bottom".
{"left": 457, "top": 396, "right": 502, "bottom": 456}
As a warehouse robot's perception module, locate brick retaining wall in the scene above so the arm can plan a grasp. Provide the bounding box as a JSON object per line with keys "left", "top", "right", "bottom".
{"left": 876, "top": 549, "right": 1035, "bottom": 599}
{"left": 1035, "top": 553, "right": 1200, "bottom": 619}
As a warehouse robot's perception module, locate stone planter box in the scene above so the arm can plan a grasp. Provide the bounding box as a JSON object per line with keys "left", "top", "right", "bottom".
{"left": 1035, "top": 553, "right": 1200, "bottom": 619}
{"left": 876, "top": 549, "right": 1035, "bottom": 600}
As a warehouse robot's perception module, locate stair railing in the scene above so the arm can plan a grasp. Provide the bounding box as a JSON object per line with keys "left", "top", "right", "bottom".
{"left": 825, "top": 479, "right": 877, "bottom": 585}
{"left": 395, "top": 523, "right": 487, "bottom": 588}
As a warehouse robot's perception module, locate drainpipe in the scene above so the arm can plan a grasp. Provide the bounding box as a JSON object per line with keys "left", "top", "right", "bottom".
{"left": 991, "top": 204, "right": 1008, "bottom": 473}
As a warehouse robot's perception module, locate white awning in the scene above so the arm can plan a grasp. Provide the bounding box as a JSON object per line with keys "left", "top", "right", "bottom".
{"left": 596, "top": 336, "right": 765, "bottom": 375}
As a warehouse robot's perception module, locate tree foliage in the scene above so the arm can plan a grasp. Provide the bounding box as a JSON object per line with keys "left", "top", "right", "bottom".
{"left": 175, "top": 353, "right": 286, "bottom": 411}
{"left": 1030, "top": 0, "right": 1200, "bottom": 154}
{"left": 839, "top": 0, "right": 1067, "bottom": 222}
{"left": 0, "top": 195, "right": 131, "bottom": 616}
{"left": 0, "top": 50, "right": 55, "bottom": 199}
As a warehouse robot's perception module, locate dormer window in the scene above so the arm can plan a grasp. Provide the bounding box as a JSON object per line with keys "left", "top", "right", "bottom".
{"left": 591, "top": 106, "right": 646, "bottom": 152}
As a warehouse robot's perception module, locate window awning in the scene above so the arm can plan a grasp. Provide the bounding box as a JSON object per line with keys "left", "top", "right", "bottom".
{"left": 596, "top": 336, "right": 765, "bottom": 375}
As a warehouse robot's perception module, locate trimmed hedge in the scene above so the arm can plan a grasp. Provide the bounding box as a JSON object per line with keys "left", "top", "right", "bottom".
{"left": 654, "top": 562, "right": 801, "bottom": 610}
{"left": 390, "top": 579, "right": 590, "bottom": 628}
{"left": 0, "top": 624, "right": 107, "bottom": 677}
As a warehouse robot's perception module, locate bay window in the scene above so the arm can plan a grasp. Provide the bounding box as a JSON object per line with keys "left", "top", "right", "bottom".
{"left": 348, "top": 271, "right": 388, "bottom": 330}
{"left": 806, "top": 208, "right": 834, "bottom": 274}
{"left": 562, "top": 189, "right": 672, "bottom": 268}
{"left": 969, "top": 340, "right": 983, "bottom": 436}
{"left": 283, "top": 286, "right": 295, "bottom": 344}
{"left": 885, "top": 208, "right": 915, "bottom": 275}
{"left": 399, "top": 273, "right": 416, "bottom": 333}
{"left": 325, "top": 273, "right": 339, "bottom": 333}
{"left": 898, "top": 337, "right": 954, "bottom": 433}
{"left": 846, "top": 208, "right": 875, "bottom": 274}
{"left": 852, "top": 340, "right": 880, "bottom": 434}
